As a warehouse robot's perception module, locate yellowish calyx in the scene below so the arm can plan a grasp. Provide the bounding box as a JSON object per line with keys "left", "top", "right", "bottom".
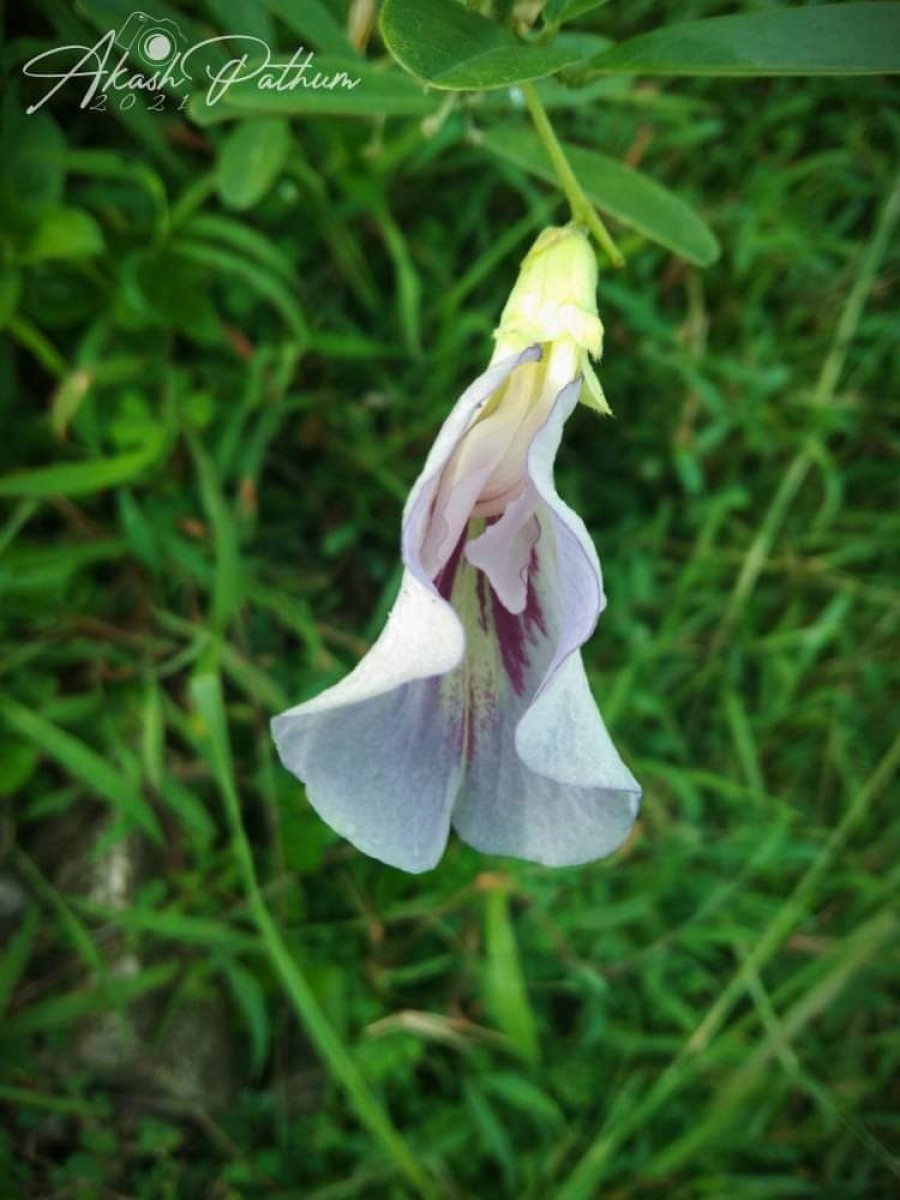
{"left": 491, "top": 224, "right": 611, "bottom": 415}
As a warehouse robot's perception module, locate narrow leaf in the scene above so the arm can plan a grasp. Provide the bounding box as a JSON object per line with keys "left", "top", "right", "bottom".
{"left": 217, "top": 118, "right": 291, "bottom": 211}
{"left": 483, "top": 884, "right": 539, "bottom": 1064}
{"left": 589, "top": 3, "right": 900, "bottom": 77}
{"left": 0, "top": 908, "right": 40, "bottom": 1016}
{"left": 265, "top": 0, "right": 355, "bottom": 56}
{"left": 27, "top": 207, "right": 104, "bottom": 262}
{"left": 221, "top": 959, "right": 271, "bottom": 1076}
{"left": 381, "top": 0, "right": 580, "bottom": 90}
{"left": 0, "top": 445, "right": 159, "bottom": 500}
{"left": 4, "top": 963, "right": 178, "bottom": 1035}
{"left": 1, "top": 700, "right": 163, "bottom": 844}
{"left": 188, "top": 434, "right": 243, "bottom": 634}
{"left": 189, "top": 59, "right": 435, "bottom": 123}
{"left": 546, "top": 0, "right": 610, "bottom": 22}
{"left": 482, "top": 126, "right": 719, "bottom": 266}
{"left": 172, "top": 238, "right": 308, "bottom": 339}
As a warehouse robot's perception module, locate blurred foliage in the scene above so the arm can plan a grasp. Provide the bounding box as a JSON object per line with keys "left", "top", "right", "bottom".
{"left": 1, "top": 1, "right": 899, "bottom": 1198}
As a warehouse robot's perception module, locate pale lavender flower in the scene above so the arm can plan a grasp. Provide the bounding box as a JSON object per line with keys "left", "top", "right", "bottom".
{"left": 272, "top": 225, "right": 640, "bottom": 872}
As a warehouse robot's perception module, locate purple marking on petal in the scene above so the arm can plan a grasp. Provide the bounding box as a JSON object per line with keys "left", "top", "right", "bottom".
{"left": 475, "top": 569, "right": 490, "bottom": 632}
{"left": 465, "top": 698, "right": 477, "bottom": 766}
{"left": 464, "top": 662, "right": 501, "bottom": 766}
{"left": 434, "top": 532, "right": 466, "bottom": 600}
{"left": 490, "top": 557, "right": 546, "bottom": 696}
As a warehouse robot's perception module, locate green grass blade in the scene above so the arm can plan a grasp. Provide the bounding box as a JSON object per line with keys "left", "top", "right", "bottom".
{"left": 190, "top": 668, "right": 440, "bottom": 1198}
{"left": 1, "top": 700, "right": 164, "bottom": 844}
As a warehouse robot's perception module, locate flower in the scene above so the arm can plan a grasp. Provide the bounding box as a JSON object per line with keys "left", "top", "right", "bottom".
{"left": 272, "top": 225, "right": 641, "bottom": 873}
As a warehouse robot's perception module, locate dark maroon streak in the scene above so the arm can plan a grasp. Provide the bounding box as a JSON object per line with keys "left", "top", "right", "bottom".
{"left": 475, "top": 570, "right": 490, "bottom": 632}
{"left": 524, "top": 548, "right": 547, "bottom": 636}
{"left": 490, "top": 550, "right": 546, "bottom": 696}
{"left": 433, "top": 531, "right": 466, "bottom": 600}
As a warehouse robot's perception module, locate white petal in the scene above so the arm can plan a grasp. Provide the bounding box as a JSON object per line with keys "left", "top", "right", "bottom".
{"left": 453, "top": 660, "right": 640, "bottom": 866}
{"left": 464, "top": 486, "right": 540, "bottom": 615}
{"left": 272, "top": 673, "right": 463, "bottom": 873}
{"left": 451, "top": 546, "right": 638, "bottom": 866}
{"left": 271, "top": 347, "right": 542, "bottom": 873}
{"left": 403, "top": 346, "right": 542, "bottom": 580}
{"left": 275, "top": 570, "right": 463, "bottom": 720}
{"left": 452, "top": 378, "right": 641, "bottom": 866}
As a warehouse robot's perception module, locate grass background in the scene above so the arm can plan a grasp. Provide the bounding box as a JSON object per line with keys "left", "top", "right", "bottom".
{"left": 1, "top": 1, "right": 899, "bottom": 1197}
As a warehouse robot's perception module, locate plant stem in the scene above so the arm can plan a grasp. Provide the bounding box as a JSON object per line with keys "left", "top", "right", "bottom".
{"left": 521, "top": 82, "right": 624, "bottom": 268}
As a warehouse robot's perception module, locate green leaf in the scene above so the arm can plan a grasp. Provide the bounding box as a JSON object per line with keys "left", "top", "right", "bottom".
{"left": 588, "top": 3, "right": 900, "bottom": 77}
{"left": 482, "top": 1073, "right": 567, "bottom": 1130}
{"left": 205, "top": 0, "right": 273, "bottom": 41}
{"left": 4, "top": 962, "right": 178, "bottom": 1035}
{"left": 188, "top": 434, "right": 243, "bottom": 635}
{"left": 380, "top": 0, "right": 581, "bottom": 90}
{"left": 0, "top": 739, "right": 38, "bottom": 795}
{"left": 0, "top": 540, "right": 126, "bottom": 597}
{"left": 74, "top": 901, "right": 257, "bottom": 954}
{"left": 377, "top": 211, "right": 422, "bottom": 357}
{"left": 265, "top": 0, "right": 355, "bottom": 55}
{"left": 483, "top": 884, "right": 539, "bottom": 1064}
{"left": 188, "top": 59, "right": 435, "bottom": 123}
{"left": 482, "top": 127, "right": 720, "bottom": 266}
{"left": 131, "top": 250, "right": 220, "bottom": 341}
{"left": 27, "top": 207, "right": 104, "bottom": 262}
{"left": 172, "top": 237, "right": 308, "bottom": 339}
{"left": 217, "top": 118, "right": 291, "bottom": 211}
{"left": 183, "top": 214, "right": 295, "bottom": 284}
{"left": 546, "top": 0, "right": 610, "bottom": 24}
{"left": 0, "top": 445, "right": 160, "bottom": 500}
{"left": 0, "top": 270, "right": 22, "bottom": 330}
{"left": 0, "top": 113, "right": 66, "bottom": 220}
{"left": 0, "top": 909, "right": 41, "bottom": 1016}
{"left": 220, "top": 959, "right": 271, "bottom": 1077}
{"left": 463, "top": 1081, "right": 518, "bottom": 1190}
{"left": 0, "top": 700, "right": 164, "bottom": 844}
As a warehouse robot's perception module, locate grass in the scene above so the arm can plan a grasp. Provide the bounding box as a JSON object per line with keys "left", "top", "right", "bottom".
{"left": 1, "top": 1, "right": 899, "bottom": 1197}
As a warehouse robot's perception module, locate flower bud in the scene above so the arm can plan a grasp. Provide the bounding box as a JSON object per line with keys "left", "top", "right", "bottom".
{"left": 492, "top": 224, "right": 610, "bottom": 414}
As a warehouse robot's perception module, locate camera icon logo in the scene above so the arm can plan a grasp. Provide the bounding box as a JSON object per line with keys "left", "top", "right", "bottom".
{"left": 117, "top": 11, "right": 184, "bottom": 67}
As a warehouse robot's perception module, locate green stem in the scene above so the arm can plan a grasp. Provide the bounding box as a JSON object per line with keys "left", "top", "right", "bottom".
{"left": 521, "top": 82, "right": 624, "bottom": 269}
{"left": 194, "top": 669, "right": 439, "bottom": 1200}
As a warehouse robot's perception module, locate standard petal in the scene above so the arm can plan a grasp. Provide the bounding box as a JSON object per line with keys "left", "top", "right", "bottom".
{"left": 522, "top": 377, "right": 606, "bottom": 678}
{"left": 271, "top": 348, "right": 540, "bottom": 873}
{"left": 452, "top": 379, "right": 641, "bottom": 866}
{"left": 404, "top": 345, "right": 541, "bottom": 582}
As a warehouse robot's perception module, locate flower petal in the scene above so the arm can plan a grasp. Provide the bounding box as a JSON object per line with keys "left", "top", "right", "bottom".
{"left": 271, "top": 572, "right": 465, "bottom": 872}
{"left": 452, "top": 675, "right": 640, "bottom": 866}
{"left": 405, "top": 345, "right": 542, "bottom": 581}
{"left": 271, "top": 347, "right": 541, "bottom": 872}
{"left": 273, "top": 673, "right": 462, "bottom": 873}
{"left": 464, "top": 486, "right": 540, "bottom": 615}
{"left": 452, "top": 379, "right": 641, "bottom": 866}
